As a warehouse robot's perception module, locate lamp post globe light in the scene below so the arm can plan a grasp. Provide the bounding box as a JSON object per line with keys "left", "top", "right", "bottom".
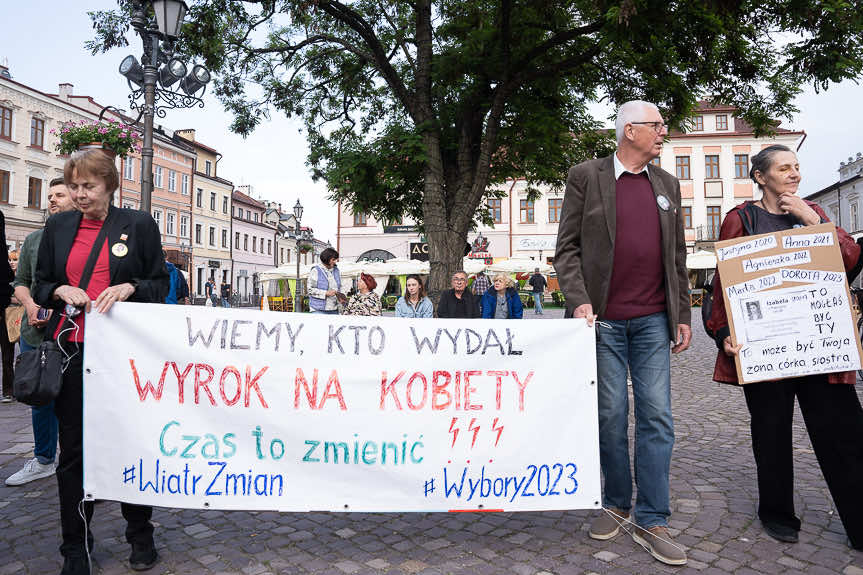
{"left": 118, "top": 0, "right": 211, "bottom": 214}
{"left": 293, "top": 200, "right": 304, "bottom": 312}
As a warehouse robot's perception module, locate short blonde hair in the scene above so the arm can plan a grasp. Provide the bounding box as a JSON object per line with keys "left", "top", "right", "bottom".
{"left": 492, "top": 273, "right": 515, "bottom": 288}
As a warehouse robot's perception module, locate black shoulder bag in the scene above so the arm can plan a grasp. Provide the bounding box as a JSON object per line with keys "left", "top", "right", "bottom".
{"left": 13, "top": 217, "right": 114, "bottom": 406}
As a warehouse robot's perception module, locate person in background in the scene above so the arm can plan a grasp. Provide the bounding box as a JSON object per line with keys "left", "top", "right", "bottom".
{"left": 164, "top": 258, "right": 189, "bottom": 305}
{"left": 396, "top": 274, "right": 433, "bottom": 318}
{"left": 437, "top": 271, "right": 480, "bottom": 318}
{"left": 220, "top": 281, "right": 231, "bottom": 308}
{"left": 204, "top": 276, "right": 216, "bottom": 306}
{"left": 8, "top": 250, "right": 18, "bottom": 273}
{"left": 480, "top": 273, "right": 524, "bottom": 319}
{"left": 708, "top": 145, "right": 863, "bottom": 550}
{"left": 0, "top": 211, "right": 13, "bottom": 403}
{"left": 528, "top": 267, "right": 548, "bottom": 315}
{"left": 342, "top": 273, "right": 381, "bottom": 316}
{"left": 5, "top": 178, "right": 76, "bottom": 486}
{"left": 472, "top": 270, "right": 490, "bottom": 297}
{"left": 308, "top": 247, "right": 343, "bottom": 313}
{"left": 34, "top": 149, "right": 169, "bottom": 575}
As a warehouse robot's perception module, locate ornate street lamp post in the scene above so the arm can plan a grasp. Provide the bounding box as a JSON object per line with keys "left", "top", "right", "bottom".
{"left": 293, "top": 200, "right": 304, "bottom": 313}
{"left": 119, "top": 0, "right": 210, "bottom": 213}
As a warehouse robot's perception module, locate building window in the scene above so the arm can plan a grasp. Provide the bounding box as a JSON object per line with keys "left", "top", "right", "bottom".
{"left": 246, "top": 209, "right": 251, "bottom": 220}
{"left": 852, "top": 203, "right": 859, "bottom": 232}
{"left": 210, "top": 192, "right": 216, "bottom": 211}
{"left": 168, "top": 170, "right": 176, "bottom": 192}
{"left": 716, "top": 115, "right": 728, "bottom": 130}
{"left": 152, "top": 209, "right": 162, "bottom": 232}
{"left": 124, "top": 158, "right": 134, "bottom": 181}
{"left": 166, "top": 212, "right": 175, "bottom": 235}
{"left": 286, "top": 250, "right": 290, "bottom": 263}
{"left": 30, "top": 118, "right": 44, "bottom": 148}
{"left": 235, "top": 231, "right": 240, "bottom": 249}
{"left": 253, "top": 213, "right": 259, "bottom": 222}
{"left": 222, "top": 196, "right": 228, "bottom": 213}
{"left": 705, "top": 155, "right": 720, "bottom": 179}
{"left": 0, "top": 169, "right": 10, "bottom": 203}
{"left": 180, "top": 215, "right": 188, "bottom": 238}
{"left": 734, "top": 154, "right": 749, "bottom": 179}
{"left": 693, "top": 115, "right": 704, "bottom": 131}
{"left": 205, "top": 160, "right": 212, "bottom": 176}
{"left": 209, "top": 226, "right": 215, "bottom": 246}
{"left": 280, "top": 248, "right": 284, "bottom": 263}
{"left": 706, "top": 206, "right": 722, "bottom": 239}
{"left": 244, "top": 234, "right": 248, "bottom": 251}
{"left": 154, "top": 165, "right": 163, "bottom": 188}
{"left": 548, "top": 198, "right": 563, "bottom": 223}
{"left": 252, "top": 237, "right": 257, "bottom": 252}
{"left": 675, "top": 156, "right": 691, "bottom": 180}
{"left": 488, "top": 199, "right": 502, "bottom": 223}
{"left": 682, "top": 206, "right": 692, "bottom": 228}
{"left": 354, "top": 211, "right": 367, "bottom": 226}
{"left": 195, "top": 224, "right": 202, "bottom": 244}
{"left": 222, "top": 229, "right": 228, "bottom": 248}
{"left": 650, "top": 157, "right": 661, "bottom": 167}
{"left": 27, "top": 177, "right": 41, "bottom": 208}
{"left": 181, "top": 173, "right": 189, "bottom": 195}
{"left": 267, "top": 239, "right": 272, "bottom": 255}
{"left": 196, "top": 188, "right": 202, "bottom": 208}
{"left": 520, "top": 199, "right": 535, "bottom": 223}
{"left": 0, "top": 106, "right": 11, "bottom": 140}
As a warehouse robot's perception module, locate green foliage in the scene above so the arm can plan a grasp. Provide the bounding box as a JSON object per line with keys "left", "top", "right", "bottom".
{"left": 88, "top": 0, "right": 863, "bottom": 283}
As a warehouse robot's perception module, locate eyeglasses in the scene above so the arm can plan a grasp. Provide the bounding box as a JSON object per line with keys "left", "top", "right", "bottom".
{"left": 452, "top": 277, "right": 467, "bottom": 282}
{"left": 630, "top": 121, "right": 668, "bottom": 133}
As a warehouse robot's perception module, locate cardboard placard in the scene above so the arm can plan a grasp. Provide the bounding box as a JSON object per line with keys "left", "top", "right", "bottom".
{"left": 715, "top": 222, "right": 862, "bottom": 383}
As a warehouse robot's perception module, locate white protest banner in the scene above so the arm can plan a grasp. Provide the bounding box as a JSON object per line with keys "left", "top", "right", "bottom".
{"left": 83, "top": 304, "right": 600, "bottom": 512}
{"left": 715, "top": 222, "right": 863, "bottom": 383}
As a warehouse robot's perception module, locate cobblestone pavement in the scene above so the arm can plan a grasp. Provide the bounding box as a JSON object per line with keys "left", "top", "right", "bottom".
{"left": 1, "top": 308, "right": 862, "bottom": 574}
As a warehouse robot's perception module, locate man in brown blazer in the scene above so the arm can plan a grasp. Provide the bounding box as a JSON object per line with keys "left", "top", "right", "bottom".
{"left": 554, "top": 100, "right": 691, "bottom": 566}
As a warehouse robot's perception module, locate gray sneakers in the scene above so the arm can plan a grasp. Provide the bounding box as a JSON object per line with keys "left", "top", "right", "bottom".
{"left": 5, "top": 457, "right": 56, "bottom": 486}
{"left": 631, "top": 525, "right": 688, "bottom": 566}
{"left": 588, "top": 508, "right": 630, "bottom": 540}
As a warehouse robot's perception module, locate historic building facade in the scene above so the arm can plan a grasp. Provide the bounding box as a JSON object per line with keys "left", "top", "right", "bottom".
{"left": 231, "top": 187, "right": 277, "bottom": 300}
{"left": 176, "top": 129, "right": 233, "bottom": 297}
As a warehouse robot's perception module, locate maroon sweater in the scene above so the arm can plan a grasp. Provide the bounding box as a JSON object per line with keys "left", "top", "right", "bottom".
{"left": 604, "top": 172, "right": 666, "bottom": 320}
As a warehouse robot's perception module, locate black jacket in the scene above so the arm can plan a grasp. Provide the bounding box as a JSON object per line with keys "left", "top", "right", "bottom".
{"left": 436, "top": 288, "right": 480, "bottom": 318}
{"left": 33, "top": 206, "right": 169, "bottom": 312}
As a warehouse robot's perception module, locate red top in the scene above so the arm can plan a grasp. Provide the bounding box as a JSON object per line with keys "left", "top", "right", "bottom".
{"left": 54, "top": 218, "right": 111, "bottom": 343}
{"left": 604, "top": 172, "right": 666, "bottom": 320}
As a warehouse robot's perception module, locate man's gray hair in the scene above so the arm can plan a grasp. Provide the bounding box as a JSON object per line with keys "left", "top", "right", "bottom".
{"left": 614, "top": 100, "right": 660, "bottom": 143}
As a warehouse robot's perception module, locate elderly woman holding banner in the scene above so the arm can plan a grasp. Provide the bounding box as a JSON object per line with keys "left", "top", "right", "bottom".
{"left": 34, "top": 149, "right": 168, "bottom": 574}
{"left": 708, "top": 144, "right": 863, "bottom": 550}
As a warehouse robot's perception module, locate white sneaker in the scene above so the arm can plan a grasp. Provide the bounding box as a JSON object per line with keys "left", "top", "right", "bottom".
{"left": 5, "top": 457, "right": 56, "bottom": 486}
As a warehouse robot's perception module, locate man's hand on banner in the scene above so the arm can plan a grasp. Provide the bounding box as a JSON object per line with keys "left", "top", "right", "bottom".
{"left": 572, "top": 303, "right": 597, "bottom": 327}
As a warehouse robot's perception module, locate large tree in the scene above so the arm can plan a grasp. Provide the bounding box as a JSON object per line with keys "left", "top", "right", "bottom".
{"left": 90, "top": 0, "right": 863, "bottom": 296}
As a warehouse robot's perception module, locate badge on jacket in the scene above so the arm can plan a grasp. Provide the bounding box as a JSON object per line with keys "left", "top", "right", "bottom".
{"left": 656, "top": 195, "right": 671, "bottom": 211}
{"left": 112, "top": 243, "right": 128, "bottom": 257}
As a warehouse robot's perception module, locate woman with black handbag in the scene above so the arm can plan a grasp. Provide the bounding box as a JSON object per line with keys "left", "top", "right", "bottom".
{"left": 33, "top": 149, "right": 169, "bottom": 575}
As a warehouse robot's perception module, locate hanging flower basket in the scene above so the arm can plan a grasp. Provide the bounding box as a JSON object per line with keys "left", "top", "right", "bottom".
{"left": 298, "top": 244, "right": 313, "bottom": 254}
{"left": 52, "top": 120, "right": 142, "bottom": 158}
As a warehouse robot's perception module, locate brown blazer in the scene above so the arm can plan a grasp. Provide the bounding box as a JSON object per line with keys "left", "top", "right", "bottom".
{"left": 553, "top": 154, "right": 690, "bottom": 339}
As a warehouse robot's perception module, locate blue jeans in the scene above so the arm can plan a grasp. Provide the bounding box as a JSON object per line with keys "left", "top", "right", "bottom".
{"left": 532, "top": 293, "right": 543, "bottom": 314}
{"left": 595, "top": 311, "right": 674, "bottom": 529}
{"left": 221, "top": 297, "right": 230, "bottom": 308}
{"left": 20, "top": 339, "right": 58, "bottom": 464}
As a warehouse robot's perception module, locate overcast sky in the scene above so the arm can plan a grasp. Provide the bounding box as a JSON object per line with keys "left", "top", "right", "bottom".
{"left": 4, "top": 1, "right": 861, "bottom": 243}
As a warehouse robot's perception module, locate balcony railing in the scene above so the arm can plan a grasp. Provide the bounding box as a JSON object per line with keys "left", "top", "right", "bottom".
{"left": 696, "top": 224, "right": 720, "bottom": 241}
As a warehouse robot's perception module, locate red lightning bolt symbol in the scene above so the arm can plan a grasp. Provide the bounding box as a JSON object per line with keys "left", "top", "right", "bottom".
{"left": 468, "top": 418, "right": 481, "bottom": 448}
{"left": 448, "top": 417, "right": 459, "bottom": 448}
{"left": 492, "top": 417, "right": 504, "bottom": 447}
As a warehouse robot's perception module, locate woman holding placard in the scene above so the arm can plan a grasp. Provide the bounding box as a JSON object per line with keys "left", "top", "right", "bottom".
{"left": 707, "top": 144, "right": 863, "bottom": 550}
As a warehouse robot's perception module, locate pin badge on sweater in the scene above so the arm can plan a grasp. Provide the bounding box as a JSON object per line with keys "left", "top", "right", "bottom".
{"left": 656, "top": 195, "right": 671, "bottom": 211}
{"left": 112, "top": 241, "right": 128, "bottom": 257}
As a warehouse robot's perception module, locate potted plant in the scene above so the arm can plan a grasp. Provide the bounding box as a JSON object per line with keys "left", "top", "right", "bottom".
{"left": 52, "top": 119, "right": 142, "bottom": 158}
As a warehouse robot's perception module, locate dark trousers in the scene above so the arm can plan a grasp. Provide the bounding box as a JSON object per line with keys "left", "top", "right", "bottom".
{"left": 55, "top": 346, "right": 154, "bottom": 558}
{"left": 743, "top": 376, "right": 863, "bottom": 548}
{"left": 0, "top": 307, "right": 15, "bottom": 397}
